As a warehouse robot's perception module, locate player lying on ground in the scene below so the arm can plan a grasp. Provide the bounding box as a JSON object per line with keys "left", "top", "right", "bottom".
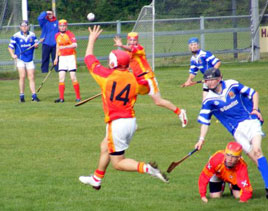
{"left": 195, "top": 67, "right": 268, "bottom": 199}
{"left": 199, "top": 142, "right": 252, "bottom": 203}
{"left": 79, "top": 25, "right": 168, "bottom": 190}
{"left": 113, "top": 32, "right": 188, "bottom": 128}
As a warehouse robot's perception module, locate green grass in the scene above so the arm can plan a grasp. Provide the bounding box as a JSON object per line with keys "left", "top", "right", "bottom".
{"left": 0, "top": 62, "right": 268, "bottom": 210}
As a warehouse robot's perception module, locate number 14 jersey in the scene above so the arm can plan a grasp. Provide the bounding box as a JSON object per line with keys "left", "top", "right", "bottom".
{"left": 85, "top": 55, "right": 147, "bottom": 123}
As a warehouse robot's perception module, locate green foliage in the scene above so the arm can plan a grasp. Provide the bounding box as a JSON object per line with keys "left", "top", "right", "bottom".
{"left": 28, "top": 0, "right": 151, "bottom": 24}
{"left": 0, "top": 62, "right": 268, "bottom": 210}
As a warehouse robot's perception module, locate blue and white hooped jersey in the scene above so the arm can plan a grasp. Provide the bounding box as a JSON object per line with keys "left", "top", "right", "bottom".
{"left": 189, "top": 49, "right": 220, "bottom": 75}
{"left": 9, "top": 31, "right": 38, "bottom": 62}
{"left": 198, "top": 80, "right": 259, "bottom": 135}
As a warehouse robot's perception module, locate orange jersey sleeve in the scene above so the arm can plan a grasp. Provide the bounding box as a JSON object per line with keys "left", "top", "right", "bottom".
{"left": 129, "top": 44, "right": 154, "bottom": 79}
{"left": 55, "top": 30, "right": 76, "bottom": 56}
{"left": 198, "top": 150, "right": 252, "bottom": 201}
{"left": 85, "top": 55, "right": 141, "bottom": 123}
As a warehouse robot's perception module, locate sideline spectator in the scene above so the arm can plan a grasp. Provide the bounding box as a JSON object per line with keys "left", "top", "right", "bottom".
{"left": 38, "top": 10, "right": 58, "bottom": 73}
{"left": 8, "top": 21, "right": 40, "bottom": 102}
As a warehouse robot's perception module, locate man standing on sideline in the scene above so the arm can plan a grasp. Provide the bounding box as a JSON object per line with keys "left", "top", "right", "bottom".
{"left": 79, "top": 25, "right": 168, "bottom": 190}
{"left": 181, "top": 37, "right": 221, "bottom": 100}
{"left": 199, "top": 142, "right": 252, "bottom": 203}
{"left": 53, "top": 19, "right": 81, "bottom": 103}
{"left": 194, "top": 68, "right": 268, "bottom": 199}
{"left": 38, "top": 10, "right": 58, "bottom": 73}
{"left": 114, "top": 33, "right": 188, "bottom": 128}
{"left": 8, "top": 21, "right": 40, "bottom": 102}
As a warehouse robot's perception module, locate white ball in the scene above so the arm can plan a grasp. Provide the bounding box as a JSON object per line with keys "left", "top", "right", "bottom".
{"left": 87, "top": 13, "right": 95, "bottom": 21}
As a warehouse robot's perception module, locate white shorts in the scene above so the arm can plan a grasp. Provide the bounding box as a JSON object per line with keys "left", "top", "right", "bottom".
{"left": 148, "top": 77, "right": 160, "bottom": 96}
{"left": 106, "top": 118, "right": 137, "bottom": 153}
{"left": 58, "top": 55, "right": 77, "bottom": 71}
{"left": 16, "top": 59, "right": 35, "bottom": 69}
{"left": 234, "top": 119, "right": 264, "bottom": 153}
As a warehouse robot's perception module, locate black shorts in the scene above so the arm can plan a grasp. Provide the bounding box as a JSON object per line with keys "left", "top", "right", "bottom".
{"left": 209, "top": 181, "right": 240, "bottom": 193}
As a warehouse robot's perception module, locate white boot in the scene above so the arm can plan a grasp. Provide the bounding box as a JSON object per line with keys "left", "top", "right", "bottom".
{"left": 178, "top": 109, "right": 188, "bottom": 128}
{"left": 79, "top": 175, "right": 101, "bottom": 190}
{"left": 147, "top": 162, "right": 169, "bottom": 183}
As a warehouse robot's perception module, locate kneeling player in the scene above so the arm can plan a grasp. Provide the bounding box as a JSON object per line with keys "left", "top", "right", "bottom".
{"left": 198, "top": 142, "right": 252, "bottom": 203}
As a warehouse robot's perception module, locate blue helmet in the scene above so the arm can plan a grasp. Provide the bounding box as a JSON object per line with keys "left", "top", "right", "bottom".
{"left": 188, "top": 37, "right": 199, "bottom": 44}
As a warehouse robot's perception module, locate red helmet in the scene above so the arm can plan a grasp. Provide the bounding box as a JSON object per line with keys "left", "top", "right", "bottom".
{"left": 225, "top": 142, "right": 242, "bottom": 157}
{"left": 109, "top": 49, "right": 130, "bottom": 69}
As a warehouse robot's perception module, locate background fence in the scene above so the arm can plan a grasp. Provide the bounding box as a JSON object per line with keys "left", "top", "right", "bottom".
{"left": 1, "top": 15, "right": 268, "bottom": 72}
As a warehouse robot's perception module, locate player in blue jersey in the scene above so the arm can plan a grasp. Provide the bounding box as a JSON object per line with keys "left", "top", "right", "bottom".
{"left": 194, "top": 67, "right": 268, "bottom": 199}
{"left": 8, "top": 21, "right": 40, "bottom": 102}
{"left": 181, "top": 37, "right": 221, "bottom": 100}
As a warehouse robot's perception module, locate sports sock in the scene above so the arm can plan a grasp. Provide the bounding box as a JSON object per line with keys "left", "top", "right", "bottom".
{"left": 94, "top": 169, "right": 105, "bottom": 181}
{"left": 174, "top": 107, "right": 181, "bottom": 115}
{"left": 32, "top": 93, "right": 37, "bottom": 99}
{"left": 59, "top": 82, "right": 65, "bottom": 99}
{"left": 20, "top": 93, "right": 25, "bottom": 99}
{"left": 257, "top": 156, "right": 268, "bottom": 188}
{"left": 72, "top": 81, "right": 81, "bottom": 100}
{"left": 137, "top": 162, "right": 148, "bottom": 174}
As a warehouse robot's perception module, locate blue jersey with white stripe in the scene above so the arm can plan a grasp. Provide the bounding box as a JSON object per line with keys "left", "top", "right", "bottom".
{"left": 189, "top": 49, "right": 220, "bottom": 75}
{"left": 198, "top": 80, "right": 259, "bottom": 135}
{"left": 9, "top": 31, "right": 38, "bottom": 62}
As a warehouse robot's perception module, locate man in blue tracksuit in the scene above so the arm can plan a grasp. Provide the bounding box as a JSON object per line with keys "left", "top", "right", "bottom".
{"left": 38, "top": 10, "right": 59, "bottom": 73}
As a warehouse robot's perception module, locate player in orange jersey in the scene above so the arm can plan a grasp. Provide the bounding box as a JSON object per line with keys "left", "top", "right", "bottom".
{"left": 79, "top": 25, "right": 168, "bottom": 190}
{"left": 198, "top": 142, "right": 252, "bottom": 203}
{"left": 53, "top": 19, "right": 81, "bottom": 103}
{"left": 113, "top": 32, "right": 188, "bottom": 128}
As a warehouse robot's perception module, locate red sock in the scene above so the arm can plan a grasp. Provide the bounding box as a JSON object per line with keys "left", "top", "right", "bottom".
{"left": 174, "top": 107, "right": 181, "bottom": 115}
{"left": 59, "top": 82, "right": 65, "bottom": 99}
{"left": 73, "top": 81, "right": 81, "bottom": 99}
{"left": 94, "top": 169, "right": 105, "bottom": 179}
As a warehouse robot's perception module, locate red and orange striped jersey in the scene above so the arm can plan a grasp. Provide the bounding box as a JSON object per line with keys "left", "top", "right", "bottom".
{"left": 198, "top": 150, "right": 252, "bottom": 202}
{"left": 128, "top": 44, "right": 155, "bottom": 80}
{"left": 84, "top": 55, "right": 148, "bottom": 123}
{"left": 55, "top": 30, "right": 76, "bottom": 56}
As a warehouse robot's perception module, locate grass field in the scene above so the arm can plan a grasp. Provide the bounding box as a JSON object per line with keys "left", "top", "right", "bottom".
{"left": 0, "top": 62, "right": 268, "bottom": 210}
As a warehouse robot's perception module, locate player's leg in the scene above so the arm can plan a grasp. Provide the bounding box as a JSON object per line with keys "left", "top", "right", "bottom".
{"left": 41, "top": 44, "right": 50, "bottom": 73}
{"left": 55, "top": 56, "right": 66, "bottom": 103}
{"left": 229, "top": 184, "right": 241, "bottom": 199}
{"left": 235, "top": 119, "right": 268, "bottom": 197}
{"left": 69, "top": 71, "right": 81, "bottom": 102}
{"left": 108, "top": 118, "right": 168, "bottom": 182}
{"left": 209, "top": 175, "right": 224, "bottom": 198}
{"left": 68, "top": 55, "right": 81, "bottom": 101}
{"left": 79, "top": 136, "right": 110, "bottom": 190}
{"left": 148, "top": 77, "right": 188, "bottom": 127}
{"left": 26, "top": 62, "right": 40, "bottom": 102}
{"left": 17, "top": 60, "right": 26, "bottom": 102}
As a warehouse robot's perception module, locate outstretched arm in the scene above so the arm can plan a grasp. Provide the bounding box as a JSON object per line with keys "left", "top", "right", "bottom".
{"left": 85, "top": 25, "right": 103, "bottom": 57}
{"left": 181, "top": 73, "right": 196, "bottom": 87}
{"left": 113, "top": 36, "right": 132, "bottom": 52}
{"left": 195, "top": 124, "right": 209, "bottom": 150}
